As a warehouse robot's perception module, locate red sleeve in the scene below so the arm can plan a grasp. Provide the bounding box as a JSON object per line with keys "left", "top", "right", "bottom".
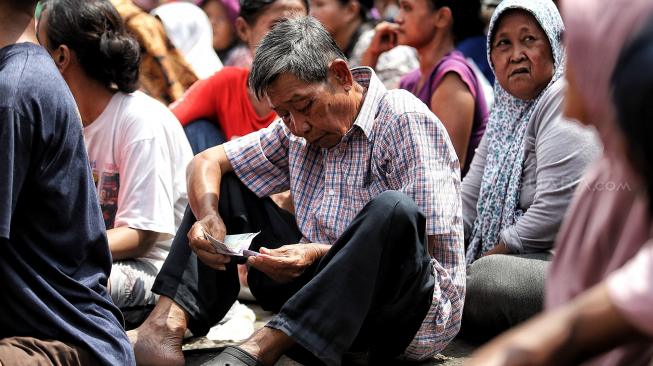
{"left": 170, "top": 68, "right": 242, "bottom": 126}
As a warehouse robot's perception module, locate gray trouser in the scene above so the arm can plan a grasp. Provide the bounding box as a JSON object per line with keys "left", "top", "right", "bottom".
{"left": 461, "top": 253, "right": 550, "bottom": 342}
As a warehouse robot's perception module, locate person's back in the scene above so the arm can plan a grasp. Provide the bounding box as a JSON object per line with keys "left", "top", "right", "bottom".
{"left": 0, "top": 37, "right": 134, "bottom": 366}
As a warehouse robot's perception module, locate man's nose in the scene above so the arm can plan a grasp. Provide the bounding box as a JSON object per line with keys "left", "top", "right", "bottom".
{"left": 290, "top": 114, "right": 310, "bottom": 136}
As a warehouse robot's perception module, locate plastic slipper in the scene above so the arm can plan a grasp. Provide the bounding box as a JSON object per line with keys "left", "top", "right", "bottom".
{"left": 200, "top": 345, "right": 265, "bottom": 366}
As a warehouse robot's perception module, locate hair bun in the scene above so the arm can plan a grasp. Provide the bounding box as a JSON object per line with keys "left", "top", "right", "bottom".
{"left": 98, "top": 32, "right": 141, "bottom": 93}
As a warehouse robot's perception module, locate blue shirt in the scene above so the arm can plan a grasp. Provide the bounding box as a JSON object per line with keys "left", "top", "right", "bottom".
{"left": 0, "top": 43, "right": 135, "bottom": 366}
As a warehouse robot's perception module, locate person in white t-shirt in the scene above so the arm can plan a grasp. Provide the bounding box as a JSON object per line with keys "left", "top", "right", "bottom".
{"left": 37, "top": 0, "right": 193, "bottom": 325}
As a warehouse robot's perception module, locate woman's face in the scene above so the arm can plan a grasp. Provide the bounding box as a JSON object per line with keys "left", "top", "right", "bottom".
{"left": 490, "top": 10, "right": 554, "bottom": 100}
{"left": 394, "top": 0, "right": 439, "bottom": 48}
{"left": 239, "top": 0, "right": 307, "bottom": 53}
{"left": 309, "top": 0, "right": 353, "bottom": 36}
{"left": 203, "top": 0, "right": 236, "bottom": 51}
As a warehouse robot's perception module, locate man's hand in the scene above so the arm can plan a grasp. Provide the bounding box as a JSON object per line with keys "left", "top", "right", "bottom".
{"left": 187, "top": 214, "right": 231, "bottom": 270}
{"left": 361, "top": 22, "right": 399, "bottom": 68}
{"left": 247, "top": 243, "right": 329, "bottom": 283}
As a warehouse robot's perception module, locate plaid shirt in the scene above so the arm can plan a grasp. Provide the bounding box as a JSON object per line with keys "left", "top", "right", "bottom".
{"left": 224, "top": 68, "right": 465, "bottom": 360}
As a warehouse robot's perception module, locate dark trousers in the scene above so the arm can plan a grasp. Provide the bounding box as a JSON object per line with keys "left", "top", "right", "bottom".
{"left": 152, "top": 175, "right": 435, "bottom": 366}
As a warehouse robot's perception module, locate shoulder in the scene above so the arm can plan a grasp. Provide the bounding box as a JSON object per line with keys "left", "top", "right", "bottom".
{"left": 376, "top": 89, "right": 441, "bottom": 135}
{"left": 434, "top": 52, "right": 477, "bottom": 88}
{"left": 0, "top": 44, "right": 79, "bottom": 129}
{"left": 114, "top": 92, "right": 181, "bottom": 137}
{"left": 529, "top": 78, "right": 567, "bottom": 136}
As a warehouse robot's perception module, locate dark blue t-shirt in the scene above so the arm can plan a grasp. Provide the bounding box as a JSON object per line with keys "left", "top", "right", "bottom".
{"left": 0, "top": 43, "right": 135, "bottom": 366}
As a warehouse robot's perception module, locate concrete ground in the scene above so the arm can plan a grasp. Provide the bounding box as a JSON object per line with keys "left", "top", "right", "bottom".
{"left": 183, "top": 303, "right": 475, "bottom": 365}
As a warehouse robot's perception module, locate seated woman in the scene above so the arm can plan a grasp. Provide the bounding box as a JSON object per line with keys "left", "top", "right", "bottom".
{"left": 467, "top": 3, "right": 653, "bottom": 365}
{"left": 38, "top": 0, "right": 193, "bottom": 326}
{"left": 151, "top": 1, "right": 223, "bottom": 79}
{"left": 172, "top": 0, "right": 308, "bottom": 154}
{"left": 460, "top": 0, "right": 600, "bottom": 341}
{"left": 200, "top": 0, "right": 253, "bottom": 68}
{"left": 362, "top": 0, "right": 489, "bottom": 175}
{"left": 309, "top": 0, "right": 418, "bottom": 88}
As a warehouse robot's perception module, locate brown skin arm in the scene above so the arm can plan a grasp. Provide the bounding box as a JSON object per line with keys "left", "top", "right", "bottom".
{"left": 185, "top": 145, "right": 236, "bottom": 271}
{"left": 107, "top": 227, "right": 159, "bottom": 260}
{"left": 465, "top": 283, "right": 647, "bottom": 366}
{"left": 431, "top": 73, "right": 475, "bottom": 171}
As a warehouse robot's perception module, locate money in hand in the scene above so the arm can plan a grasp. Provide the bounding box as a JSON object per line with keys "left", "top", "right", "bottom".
{"left": 203, "top": 230, "right": 260, "bottom": 257}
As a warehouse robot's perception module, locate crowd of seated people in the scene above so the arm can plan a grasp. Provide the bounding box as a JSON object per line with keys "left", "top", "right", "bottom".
{"left": 1, "top": 0, "right": 652, "bottom": 365}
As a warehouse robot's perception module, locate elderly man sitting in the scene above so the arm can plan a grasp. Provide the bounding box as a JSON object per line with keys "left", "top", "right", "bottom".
{"left": 130, "top": 16, "right": 464, "bottom": 366}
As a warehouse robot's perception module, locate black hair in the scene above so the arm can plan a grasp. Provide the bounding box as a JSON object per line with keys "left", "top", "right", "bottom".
{"left": 239, "top": 0, "right": 309, "bottom": 25}
{"left": 40, "top": 0, "right": 140, "bottom": 93}
{"left": 430, "top": 0, "right": 484, "bottom": 43}
{"left": 612, "top": 14, "right": 653, "bottom": 211}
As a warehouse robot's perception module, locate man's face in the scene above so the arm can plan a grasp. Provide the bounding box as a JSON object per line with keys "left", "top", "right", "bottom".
{"left": 265, "top": 71, "right": 355, "bottom": 149}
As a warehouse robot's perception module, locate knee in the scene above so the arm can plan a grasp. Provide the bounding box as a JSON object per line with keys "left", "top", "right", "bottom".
{"left": 368, "top": 191, "right": 420, "bottom": 223}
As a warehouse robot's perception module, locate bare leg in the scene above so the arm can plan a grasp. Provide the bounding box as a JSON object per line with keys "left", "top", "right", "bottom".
{"left": 238, "top": 327, "right": 295, "bottom": 366}
{"left": 127, "top": 296, "right": 188, "bottom": 366}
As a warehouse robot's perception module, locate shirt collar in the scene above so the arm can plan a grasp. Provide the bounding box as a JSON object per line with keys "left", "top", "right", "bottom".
{"left": 350, "top": 67, "right": 386, "bottom": 141}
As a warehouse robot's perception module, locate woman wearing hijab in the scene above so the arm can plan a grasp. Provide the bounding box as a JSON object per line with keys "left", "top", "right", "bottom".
{"left": 466, "top": 3, "right": 653, "bottom": 365}
{"left": 461, "top": 0, "right": 600, "bottom": 340}
{"left": 152, "top": 1, "right": 223, "bottom": 79}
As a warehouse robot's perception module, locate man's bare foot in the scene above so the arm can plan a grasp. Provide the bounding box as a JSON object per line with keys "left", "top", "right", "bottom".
{"left": 238, "top": 326, "right": 295, "bottom": 366}
{"left": 128, "top": 297, "right": 189, "bottom": 366}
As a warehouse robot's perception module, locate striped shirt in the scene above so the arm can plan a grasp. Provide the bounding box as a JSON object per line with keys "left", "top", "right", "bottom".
{"left": 223, "top": 67, "right": 465, "bottom": 360}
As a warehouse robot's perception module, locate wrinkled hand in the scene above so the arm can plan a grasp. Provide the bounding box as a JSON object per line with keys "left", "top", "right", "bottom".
{"left": 247, "top": 243, "right": 326, "bottom": 283}
{"left": 187, "top": 214, "right": 231, "bottom": 270}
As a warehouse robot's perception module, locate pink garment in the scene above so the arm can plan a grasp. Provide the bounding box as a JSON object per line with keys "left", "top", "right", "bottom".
{"left": 562, "top": 0, "right": 653, "bottom": 153}
{"left": 608, "top": 242, "right": 653, "bottom": 337}
{"left": 546, "top": 0, "right": 653, "bottom": 364}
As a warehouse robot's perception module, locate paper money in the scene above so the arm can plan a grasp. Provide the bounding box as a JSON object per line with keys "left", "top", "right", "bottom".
{"left": 204, "top": 231, "right": 260, "bottom": 257}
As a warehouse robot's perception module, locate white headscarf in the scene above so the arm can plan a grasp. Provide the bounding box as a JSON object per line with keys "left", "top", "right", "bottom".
{"left": 466, "top": 0, "right": 565, "bottom": 263}
{"left": 152, "top": 2, "right": 223, "bottom": 79}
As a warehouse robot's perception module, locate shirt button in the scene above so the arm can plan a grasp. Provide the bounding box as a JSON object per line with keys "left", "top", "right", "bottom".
{"left": 329, "top": 189, "right": 335, "bottom": 196}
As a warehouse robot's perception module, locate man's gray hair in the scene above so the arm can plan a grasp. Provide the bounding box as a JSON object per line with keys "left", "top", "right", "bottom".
{"left": 248, "top": 16, "right": 347, "bottom": 99}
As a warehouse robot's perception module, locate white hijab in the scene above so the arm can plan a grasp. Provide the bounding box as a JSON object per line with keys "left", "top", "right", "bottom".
{"left": 152, "top": 2, "right": 223, "bottom": 79}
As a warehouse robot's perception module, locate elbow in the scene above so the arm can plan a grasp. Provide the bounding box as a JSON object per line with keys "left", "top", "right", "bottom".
{"left": 133, "top": 230, "right": 159, "bottom": 258}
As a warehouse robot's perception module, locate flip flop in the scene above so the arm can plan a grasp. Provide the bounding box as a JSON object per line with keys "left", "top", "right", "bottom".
{"left": 200, "top": 346, "right": 265, "bottom": 366}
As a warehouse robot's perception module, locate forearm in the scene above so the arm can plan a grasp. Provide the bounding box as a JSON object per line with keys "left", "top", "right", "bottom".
{"left": 551, "top": 284, "right": 645, "bottom": 364}
{"left": 187, "top": 144, "right": 233, "bottom": 220}
{"left": 107, "top": 226, "right": 158, "bottom": 260}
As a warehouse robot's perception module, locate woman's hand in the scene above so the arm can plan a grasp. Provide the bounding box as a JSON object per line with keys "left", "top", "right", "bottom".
{"left": 361, "top": 22, "right": 399, "bottom": 68}
{"left": 187, "top": 214, "right": 232, "bottom": 270}
{"left": 247, "top": 243, "right": 330, "bottom": 283}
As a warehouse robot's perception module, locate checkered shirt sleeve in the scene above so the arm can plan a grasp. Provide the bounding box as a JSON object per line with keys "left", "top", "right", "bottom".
{"left": 223, "top": 120, "right": 291, "bottom": 197}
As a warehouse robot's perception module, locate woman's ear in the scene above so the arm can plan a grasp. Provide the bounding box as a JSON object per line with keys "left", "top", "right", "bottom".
{"left": 345, "top": 0, "right": 361, "bottom": 21}
{"left": 52, "top": 45, "right": 72, "bottom": 74}
{"left": 434, "top": 6, "right": 452, "bottom": 29}
{"left": 235, "top": 17, "right": 250, "bottom": 44}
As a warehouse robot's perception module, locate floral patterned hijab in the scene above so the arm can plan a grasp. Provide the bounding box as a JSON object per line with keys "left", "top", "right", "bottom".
{"left": 466, "top": 0, "right": 564, "bottom": 263}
